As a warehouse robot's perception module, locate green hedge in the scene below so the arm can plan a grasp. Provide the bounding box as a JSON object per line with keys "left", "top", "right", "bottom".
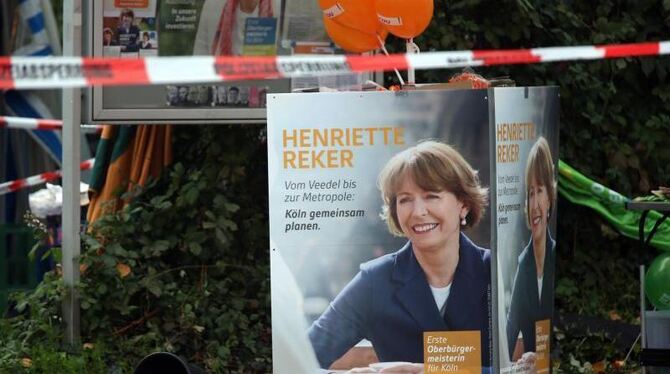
{"left": 1, "top": 126, "right": 271, "bottom": 372}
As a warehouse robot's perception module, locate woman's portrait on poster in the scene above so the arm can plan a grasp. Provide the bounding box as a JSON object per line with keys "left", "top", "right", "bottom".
{"left": 506, "top": 136, "right": 557, "bottom": 365}
{"left": 308, "top": 140, "right": 492, "bottom": 371}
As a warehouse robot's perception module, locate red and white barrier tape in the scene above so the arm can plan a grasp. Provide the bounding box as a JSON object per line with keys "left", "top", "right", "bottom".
{"left": 0, "top": 116, "right": 103, "bottom": 131}
{"left": 1, "top": 115, "right": 62, "bottom": 130}
{"left": 0, "top": 158, "right": 94, "bottom": 195}
{"left": 1, "top": 41, "right": 668, "bottom": 89}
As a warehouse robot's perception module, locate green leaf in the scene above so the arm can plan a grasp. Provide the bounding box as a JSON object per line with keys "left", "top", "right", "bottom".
{"left": 28, "top": 243, "right": 40, "bottom": 262}
{"left": 224, "top": 203, "right": 240, "bottom": 213}
{"left": 173, "top": 162, "right": 184, "bottom": 176}
{"left": 97, "top": 284, "right": 107, "bottom": 295}
{"left": 189, "top": 242, "right": 202, "bottom": 256}
{"left": 615, "top": 59, "right": 627, "bottom": 70}
{"left": 149, "top": 240, "right": 171, "bottom": 255}
{"left": 147, "top": 282, "right": 162, "bottom": 297}
{"left": 184, "top": 187, "right": 199, "bottom": 205}
{"left": 223, "top": 219, "right": 238, "bottom": 231}
{"left": 215, "top": 228, "right": 228, "bottom": 245}
{"left": 102, "top": 255, "right": 116, "bottom": 268}
{"left": 40, "top": 247, "right": 54, "bottom": 261}
{"left": 106, "top": 243, "right": 128, "bottom": 257}
{"left": 205, "top": 210, "right": 217, "bottom": 220}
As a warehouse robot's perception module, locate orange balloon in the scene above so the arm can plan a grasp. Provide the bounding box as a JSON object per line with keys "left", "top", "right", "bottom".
{"left": 319, "top": 0, "right": 380, "bottom": 35}
{"left": 323, "top": 16, "right": 387, "bottom": 54}
{"left": 374, "top": 0, "right": 434, "bottom": 39}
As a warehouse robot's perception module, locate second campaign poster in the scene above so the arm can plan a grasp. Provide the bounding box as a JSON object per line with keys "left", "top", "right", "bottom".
{"left": 268, "top": 90, "right": 495, "bottom": 373}
{"left": 492, "top": 87, "right": 559, "bottom": 374}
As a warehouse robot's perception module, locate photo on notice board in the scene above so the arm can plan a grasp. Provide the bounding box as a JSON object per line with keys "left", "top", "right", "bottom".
{"left": 156, "top": 0, "right": 281, "bottom": 109}
{"left": 268, "top": 89, "right": 495, "bottom": 373}
{"left": 102, "top": 0, "right": 158, "bottom": 58}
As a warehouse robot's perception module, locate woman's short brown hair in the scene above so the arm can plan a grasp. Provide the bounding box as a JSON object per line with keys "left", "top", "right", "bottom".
{"left": 377, "top": 140, "right": 489, "bottom": 236}
{"left": 524, "top": 136, "right": 556, "bottom": 227}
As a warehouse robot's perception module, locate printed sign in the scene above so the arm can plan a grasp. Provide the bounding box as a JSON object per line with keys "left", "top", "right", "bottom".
{"left": 268, "top": 89, "right": 494, "bottom": 372}
{"left": 493, "top": 87, "right": 559, "bottom": 374}
{"left": 535, "top": 319, "right": 550, "bottom": 373}
{"left": 424, "top": 331, "right": 482, "bottom": 373}
{"left": 243, "top": 18, "right": 278, "bottom": 56}
{"left": 268, "top": 88, "right": 559, "bottom": 373}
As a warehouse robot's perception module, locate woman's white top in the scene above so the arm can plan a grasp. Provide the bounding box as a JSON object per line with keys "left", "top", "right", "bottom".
{"left": 430, "top": 283, "right": 452, "bottom": 316}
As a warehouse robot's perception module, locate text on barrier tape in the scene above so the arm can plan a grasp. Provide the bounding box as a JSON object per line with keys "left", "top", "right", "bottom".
{"left": 0, "top": 41, "right": 668, "bottom": 89}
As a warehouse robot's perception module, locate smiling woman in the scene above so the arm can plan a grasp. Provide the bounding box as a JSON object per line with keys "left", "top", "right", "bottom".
{"left": 506, "top": 136, "right": 557, "bottom": 363}
{"left": 307, "top": 140, "right": 493, "bottom": 370}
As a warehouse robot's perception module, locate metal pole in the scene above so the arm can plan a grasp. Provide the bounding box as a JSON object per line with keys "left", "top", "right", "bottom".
{"left": 640, "top": 265, "right": 647, "bottom": 374}
{"left": 62, "top": 0, "right": 82, "bottom": 348}
{"left": 405, "top": 39, "right": 419, "bottom": 86}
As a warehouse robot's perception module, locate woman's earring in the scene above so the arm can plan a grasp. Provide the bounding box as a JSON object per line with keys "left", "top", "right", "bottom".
{"left": 461, "top": 216, "right": 467, "bottom": 226}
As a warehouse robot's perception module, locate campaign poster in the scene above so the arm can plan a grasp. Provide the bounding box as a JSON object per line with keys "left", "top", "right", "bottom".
{"left": 492, "top": 87, "right": 559, "bottom": 374}
{"left": 268, "top": 90, "right": 494, "bottom": 373}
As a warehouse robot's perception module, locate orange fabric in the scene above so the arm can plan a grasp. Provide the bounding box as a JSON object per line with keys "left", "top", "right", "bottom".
{"left": 129, "top": 125, "right": 173, "bottom": 189}
{"left": 87, "top": 125, "right": 172, "bottom": 225}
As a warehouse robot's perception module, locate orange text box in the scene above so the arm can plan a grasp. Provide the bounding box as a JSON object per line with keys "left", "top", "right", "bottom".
{"left": 423, "top": 331, "right": 481, "bottom": 373}
{"left": 114, "top": 0, "right": 149, "bottom": 8}
{"left": 535, "top": 319, "right": 550, "bottom": 373}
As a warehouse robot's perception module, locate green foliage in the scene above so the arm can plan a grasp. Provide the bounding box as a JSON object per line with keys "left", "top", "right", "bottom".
{"left": 78, "top": 125, "right": 270, "bottom": 372}
{"left": 553, "top": 322, "right": 636, "bottom": 374}
{"left": 0, "top": 338, "right": 110, "bottom": 373}
{"left": 20, "top": 344, "right": 108, "bottom": 373}
{"left": 4, "top": 271, "right": 64, "bottom": 346}
{"left": 2, "top": 125, "right": 270, "bottom": 373}
{"left": 0, "top": 272, "right": 116, "bottom": 372}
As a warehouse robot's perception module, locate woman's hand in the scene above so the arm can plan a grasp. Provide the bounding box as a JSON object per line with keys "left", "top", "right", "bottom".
{"left": 347, "top": 368, "right": 378, "bottom": 373}
{"left": 347, "top": 362, "right": 424, "bottom": 373}
{"left": 379, "top": 363, "right": 424, "bottom": 373}
{"left": 511, "top": 351, "right": 537, "bottom": 374}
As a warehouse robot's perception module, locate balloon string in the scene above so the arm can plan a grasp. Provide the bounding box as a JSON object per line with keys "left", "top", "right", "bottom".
{"left": 406, "top": 38, "right": 416, "bottom": 85}
{"left": 377, "top": 34, "right": 405, "bottom": 86}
